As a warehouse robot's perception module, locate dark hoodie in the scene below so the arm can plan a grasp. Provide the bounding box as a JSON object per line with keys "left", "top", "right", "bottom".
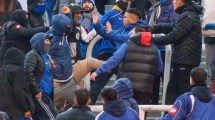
{"left": 113, "top": 78, "right": 139, "bottom": 114}
{"left": 49, "top": 14, "right": 73, "bottom": 81}
{"left": 191, "top": 84, "right": 213, "bottom": 103}
{"left": 96, "top": 100, "right": 139, "bottom": 120}
{"left": 0, "top": 48, "right": 32, "bottom": 120}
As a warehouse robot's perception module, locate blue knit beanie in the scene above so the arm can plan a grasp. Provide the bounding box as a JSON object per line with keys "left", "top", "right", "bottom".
{"left": 82, "top": 0, "right": 95, "bottom": 5}
{"left": 113, "top": 78, "right": 134, "bottom": 99}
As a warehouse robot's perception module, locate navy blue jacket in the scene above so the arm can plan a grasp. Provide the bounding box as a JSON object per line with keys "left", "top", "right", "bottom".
{"left": 49, "top": 14, "right": 73, "bottom": 81}
{"left": 95, "top": 100, "right": 139, "bottom": 120}
{"left": 161, "top": 85, "right": 215, "bottom": 120}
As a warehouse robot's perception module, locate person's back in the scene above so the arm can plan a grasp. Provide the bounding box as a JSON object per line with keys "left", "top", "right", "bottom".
{"left": 161, "top": 67, "right": 215, "bottom": 120}
{"left": 95, "top": 88, "right": 139, "bottom": 120}
{"left": 113, "top": 78, "right": 139, "bottom": 114}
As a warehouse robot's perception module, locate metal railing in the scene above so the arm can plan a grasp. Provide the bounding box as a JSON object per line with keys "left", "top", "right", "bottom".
{"left": 90, "top": 105, "right": 172, "bottom": 120}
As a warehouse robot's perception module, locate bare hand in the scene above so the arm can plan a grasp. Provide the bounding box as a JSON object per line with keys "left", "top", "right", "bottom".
{"left": 92, "top": 10, "right": 99, "bottom": 25}
{"left": 91, "top": 72, "right": 98, "bottom": 81}
{"left": 60, "top": 6, "right": 71, "bottom": 14}
{"left": 35, "top": 92, "right": 42, "bottom": 99}
{"left": 50, "top": 59, "right": 56, "bottom": 69}
{"left": 106, "top": 21, "right": 112, "bottom": 33}
{"left": 24, "top": 111, "right": 32, "bottom": 118}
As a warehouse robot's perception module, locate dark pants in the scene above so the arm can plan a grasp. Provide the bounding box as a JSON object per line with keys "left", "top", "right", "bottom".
{"left": 33, "top": 94, "right": 58, "bottom": 120}
{"left": 133, "top": 91, "right": 152, "bottom": 104}
{"left": 165, "top": 64, "right": 195, "bottom": 104}
{"left": 95, "top": 0, "right": 109, "bottom": 15}
{"left": 30, "top": 14, "right": 45, "bottom": 28}
{"left": 152, "top": 50, "right": 165, "bottom": 104}
{"left": 90, "top": 53, "right": 115, "bottom": 104}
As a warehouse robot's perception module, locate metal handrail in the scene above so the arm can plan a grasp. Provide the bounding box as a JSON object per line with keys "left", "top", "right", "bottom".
{"left": 83, "top": 35, "right": 102, "bottom": 90}
{"left": 90, "top": 105, "right": 172, "bottom": 120}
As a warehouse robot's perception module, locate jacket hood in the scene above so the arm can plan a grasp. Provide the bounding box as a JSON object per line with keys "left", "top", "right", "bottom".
{"left": 113, "top": 78, "right": 133, "bottom": 99}
{"left": 10, "top": 9, "right": 29, "bottom": 27}
{"left": 175, "top": 1, "right": 203, "bottom": 14}
{"left": 130, "top": 32, "right": 152, "bottom": 47}
{"left": 51, "top": 14, "right": 71, "bottom": 35}
{"left": 191, "top": 85, "right": 213, "bottom": 103}
{"left": 3, "top": 47, "right": 25, "bottom": 67}
{"left": 30, "top": 32, "right": 47, "bottom": 52}
{"left": 103, "top": 100, "right": 127, "bottom": 117}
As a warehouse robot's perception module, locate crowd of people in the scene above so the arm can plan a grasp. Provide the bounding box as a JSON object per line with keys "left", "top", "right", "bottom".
{"left": 0, "top": 0, "right": 215, "bottom": 119}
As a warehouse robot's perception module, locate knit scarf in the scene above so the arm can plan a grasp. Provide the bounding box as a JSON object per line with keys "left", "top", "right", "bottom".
{"left": 82, "top": 12, "right": 93, "bottom": 33}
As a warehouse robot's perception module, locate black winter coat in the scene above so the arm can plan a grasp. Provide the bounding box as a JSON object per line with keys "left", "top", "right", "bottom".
{"left": 24, "top": 49, "right": 45, "bottom": 95}
{"left": 0, "top": 21, "right": 49, "bottom": 66}
{"left": 56, "top": 105, "right": 96, "bottom": 120}
{"left": 151, "top": 2, "right": 202, "bottom": 67}
{"left": 0, "top": 48, "right": 34, "bottom": 120}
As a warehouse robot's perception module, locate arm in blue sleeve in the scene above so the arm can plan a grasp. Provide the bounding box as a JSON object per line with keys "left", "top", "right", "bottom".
{"left": 95, "top": 43, "right": 128, "bottom": 75}
{"left": 156, "top": 49, "right": 163, "bottom": 75}
{"left": 161, "top": 95, "right": 190, "bottom": 120}
{"left": 94, "top": 23, "right": 130, "bottom": 43}
{"left": 100, "top": 12, "right": 111, "bottom": 25}
{"left": 108, "top": 30, "right": 130, "bottom": 43}
{"left": 45, "top": 0, "right": 56, "bottom": 25}
{"left": 205, "top": 23, "right": 215, "bottom": 30}
{"left": 94, "top": 22, "right": 110, "bottom": 39}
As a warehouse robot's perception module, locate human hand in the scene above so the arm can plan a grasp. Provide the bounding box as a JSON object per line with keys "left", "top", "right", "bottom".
{"left": 24, "top": 111, "right": 32, "bottom": 118}
{"left": 50, "top": 59, "right": 56, "bottom": 69}
{"left": 91, "top": 72, "right": 98, "bottom": 81}
{"left": 35, "top": 92, "right": 42, "bottom": 99}
{"left": 92, "top": 10, "right": 99, "bottom": 25}
{"left": 60, "top": 6, "right": 71, "bottom": 14}
{"left": 106, "top": 21, "right": 112, "bottom": 33}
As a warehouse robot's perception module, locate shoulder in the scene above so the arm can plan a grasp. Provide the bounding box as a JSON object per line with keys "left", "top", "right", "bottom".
{"left": 126, "top": 108, "right": 139, "bottom": 119}
{"left": 95, "top": 111, "right": 108, "bottom": 120}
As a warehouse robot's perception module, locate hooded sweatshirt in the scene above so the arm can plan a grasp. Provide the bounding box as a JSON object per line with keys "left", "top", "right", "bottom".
{"left": 113, "top": 78, "right": 139, "bottom": 114}
{"left": 30, "top": 32, "right": 53, "bottom": 96}
{"left": 95, "top": 100, "right": 139, "bottom": 120}
{"left": 49, "top": 14, "right": 73, "bottom": 81}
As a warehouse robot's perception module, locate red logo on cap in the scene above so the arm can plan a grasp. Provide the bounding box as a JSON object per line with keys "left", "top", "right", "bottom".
{"left": 169, "top": 107, "right": 178, "bottom": 115}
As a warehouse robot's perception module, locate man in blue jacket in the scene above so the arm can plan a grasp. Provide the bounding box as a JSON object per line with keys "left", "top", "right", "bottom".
{"left": 95, "top": 88, "right": 139, "bottom": 120}
{"left": 90, "top": 8, "right": 148, "bottom": 104}
{"left": 161, "top": 67, "right": 215, "bottom": 120}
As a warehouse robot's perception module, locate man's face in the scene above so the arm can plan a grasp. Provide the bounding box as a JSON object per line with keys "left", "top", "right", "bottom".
{"left": 173, "top": 0, "right": 183, "bottom": 10}
{"left": 123, "top": 12, "right": 132, "bottom": 26}
{"left": 83, "top": 1, "right": 93, "bottom": 13}
{"left": 73, "top": 12, "right": 83, "bottom": 24}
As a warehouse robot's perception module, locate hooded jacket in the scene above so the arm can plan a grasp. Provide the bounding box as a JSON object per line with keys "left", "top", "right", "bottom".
{"left": 113, "top": 78, "right": 139, "bottom": 114}
{"left": 0, "top": 9, "right": 49, "bottom": 66}
{"left": 24, "top": 32, "right": 52, "bottom": 95}
{"left": 139, "top": 2, "right": 203, "bottom": 67}
{"left": 161, "top": 85, "right": 215, "bottom": 120}
{"left": 0, "top": 0, "right": 22, "bottom": 26}
{"left": 95, "top": 100, "right": 139, "bottom": 120}
{"left": 94, "top": 20, "right": 148, "bottom": 54}
{"left": 0, "top": 48, "right": 33, "bottom": 120}
{"left": 49, "top": 14, "right": 73, "bottom": 81}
